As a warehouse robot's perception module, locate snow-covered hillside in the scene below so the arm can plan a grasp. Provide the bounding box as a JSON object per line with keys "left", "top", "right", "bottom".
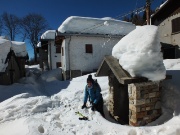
{"left": 0, "top": 60, "right": 180, "bottom": 135}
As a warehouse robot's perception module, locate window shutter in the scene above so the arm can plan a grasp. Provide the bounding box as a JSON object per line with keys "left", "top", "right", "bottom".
{"left": 172, "top": 17, "right": 180, "bottom": 33}
{"left": 56, "top": 62, "right": 61, "bottom": 68}
{"left": 56, "top": 45, "right": 61, "bottom": 53}
{"left": 85, "top": 44, "right": 93, "bottom": 53}
{"left": 62, "top": 47, "right": 64, "bottom": 56}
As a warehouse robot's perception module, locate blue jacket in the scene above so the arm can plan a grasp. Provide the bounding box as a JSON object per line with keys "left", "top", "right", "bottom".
{"left": 83, "top": 84, "right": 102, "bottom": 104}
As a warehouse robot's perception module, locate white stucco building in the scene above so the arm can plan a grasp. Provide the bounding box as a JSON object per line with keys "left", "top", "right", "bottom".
{"left": 38, "top": 30, "right": 61, "bottom": 70}
{"left": 56, "top": 16, "right": 136, "bottom": 80}
{"left": 151, "top": 0, "right": 180, "bottom": 59}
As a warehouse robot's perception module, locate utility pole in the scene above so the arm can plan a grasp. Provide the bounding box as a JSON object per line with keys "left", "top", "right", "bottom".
{"left": 146, "top": 0, "right": 151, "bottom": 25}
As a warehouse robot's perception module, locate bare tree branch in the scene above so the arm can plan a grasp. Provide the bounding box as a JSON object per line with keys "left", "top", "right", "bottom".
{"left": 2, "top": 12, "right": 20, "bottom": 40}
{"left": 0, "top": 16, "right": 3, "bottom": 36}
{"left": 21, "top": 13, "right": 49, "bottom": 62}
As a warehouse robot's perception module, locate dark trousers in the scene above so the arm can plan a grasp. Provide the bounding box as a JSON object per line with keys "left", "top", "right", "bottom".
{"left": 94, "top": 98, "right": 105, "bottom": 117}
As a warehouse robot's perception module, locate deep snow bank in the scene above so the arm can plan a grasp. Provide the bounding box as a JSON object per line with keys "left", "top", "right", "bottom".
{"left": 0, "top": 63, "right": 180, "bottom": 134}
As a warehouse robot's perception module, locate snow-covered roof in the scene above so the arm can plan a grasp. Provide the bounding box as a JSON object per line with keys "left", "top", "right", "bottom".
{"left": 0, "top": 39, "right": 11, "bottom": 72}
{"left": 0, "top": 36, "right": 9, "bottom": 40}
{"left": 0, "top": 39, "right": 28, "bottom": 72}
{"left": 151, "top": 0, "right": 172, "bottom": 18}
{"left": 37, "top": 42, "right": 41, "bottom": 47}
{"left": 41, "top": 30, "right": 56, "bottom": 40}
{"left": 159, "top": 0, "right": 168, "bottom": 9}
{"left": 11, "top": 41, "right": 27, "bottom": 57}
{"left": 112, "top": 25, "right": 166, "bottom": 81}
{"left": 58, "top": 16, "right": 136, "bottom": 36}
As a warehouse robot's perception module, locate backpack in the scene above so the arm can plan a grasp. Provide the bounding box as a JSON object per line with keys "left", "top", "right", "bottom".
{"left": 93, "top": 79, "right": 101, "bottom": 92}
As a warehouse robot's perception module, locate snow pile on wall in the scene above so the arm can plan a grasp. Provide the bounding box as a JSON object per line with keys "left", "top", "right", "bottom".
{"left": 58, "top": 16, "right": 136, "bottom": 35}
{"left": 0, "top": 39, "right": 28, "bottom": 72}
{"left": 41, "top": 30, "right": 56, "bottom": 40}
{"left": 112, "top": 25, "right": 166, "bottom": 81}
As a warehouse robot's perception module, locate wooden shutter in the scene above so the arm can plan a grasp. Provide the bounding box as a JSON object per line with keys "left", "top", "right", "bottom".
{"left": 172, "top": 17, "right": 180, "bottom": 33}
{"left": 56, "top": 45, "right": 61, "bottom": 53}
{"left": 56, "top": 62, "right": 61, "bottom": 68}
{"left": 85, "top": 44, "right": 93, "bottom": 53}
{"left": 62, "top": 47, "right": 64, "bottom": 56}
{"left": 55, "top": 36, "right": 64, "bottom": 45}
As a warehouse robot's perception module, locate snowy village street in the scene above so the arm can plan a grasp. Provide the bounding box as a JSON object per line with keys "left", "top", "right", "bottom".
{"left": 0, "top": 58, "right": 180, "bottom": 135}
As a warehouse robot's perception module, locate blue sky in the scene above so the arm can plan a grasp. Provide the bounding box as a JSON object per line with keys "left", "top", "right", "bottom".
{"left": 0, "top": 0, "right": 163, "bottom": 59}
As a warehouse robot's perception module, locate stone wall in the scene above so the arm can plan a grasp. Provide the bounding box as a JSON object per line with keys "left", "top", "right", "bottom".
{"left": 108, "top": 72, "right": 129, "bottom": 124}
{"left": 128, "top": 81, "right": 162, "bottom": 126}
{"left": 70, "top": 70, "right": 82, "bottom": 78}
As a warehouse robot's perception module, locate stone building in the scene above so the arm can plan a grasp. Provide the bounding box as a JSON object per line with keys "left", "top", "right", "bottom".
{"left": 0, "top": 39, "right": 28, "bottom": 85}
{"left": 96, "top": 56, "right": 169, "bottom": 126}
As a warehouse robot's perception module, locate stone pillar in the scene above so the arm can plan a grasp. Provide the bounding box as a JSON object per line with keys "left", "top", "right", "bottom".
{"left": 128, "top": 81, "right": 162, "bottom": 126}
{"left": 108, "top": 72, "right": 129, "bottom": 124}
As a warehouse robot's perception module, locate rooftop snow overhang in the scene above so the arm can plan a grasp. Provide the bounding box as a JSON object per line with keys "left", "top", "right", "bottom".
{"left": 58, "top": 16, "right": 136, "bottom": 36}
{"left": 41, "top": 30, "right": 56, "bottom": 40}
{"left": 37, "top": 42, "right": 41, "bottom": 48}
{"left": 151, "top": 0, "right": 180, "bottom": 25}
{"left": 56, "top": 32, "right": 124, "bottom": 38}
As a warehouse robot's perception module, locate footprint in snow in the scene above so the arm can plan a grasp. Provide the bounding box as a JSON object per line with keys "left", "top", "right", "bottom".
{"left": 38, "top": 125, "right": 45, "bottom": 133}
{"left": 128, "top": 129, "right": 137, "bottom": 135}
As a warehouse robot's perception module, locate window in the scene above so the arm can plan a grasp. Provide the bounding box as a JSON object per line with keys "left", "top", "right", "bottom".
{"left": 85, "top": 44, "right": 93, "bottom": 53}
{"left": 56, "top": 62, "right": 61, "bottom": 68}
{"left": 172, "top": 17, "right": 180, "bottom": 34}
{"left": 56, "top": 45, "right": 61, "bottom": 53}
{"left": 162, "top": 48, "right": 175, "bottom": 59}
{"left": 62, "top": 47, "right": 64, "bottom": 56}
{"left": 41, "top": 41, "right": 48, "bottom": 50}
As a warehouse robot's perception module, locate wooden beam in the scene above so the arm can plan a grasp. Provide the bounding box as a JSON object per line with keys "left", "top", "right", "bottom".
{"left": 120, "top": 77, "right": 148, "bottom": 84}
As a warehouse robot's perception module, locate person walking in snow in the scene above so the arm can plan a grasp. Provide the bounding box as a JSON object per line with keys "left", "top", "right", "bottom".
{"left": 81, "top": 75, "right": 105, "bottom": 117}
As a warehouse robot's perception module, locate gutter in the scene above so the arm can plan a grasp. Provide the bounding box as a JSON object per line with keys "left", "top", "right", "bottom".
{"left": 57, "top": 33, "right": 124, "bottom": 38}
{"left": 49, "top": 42, "right": 52, "bottom": 70}
{"left": 67, "top": 36, "right": 72, "bottom": 79}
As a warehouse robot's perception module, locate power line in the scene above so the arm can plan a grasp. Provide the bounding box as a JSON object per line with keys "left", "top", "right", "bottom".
{"left": 135, "top": 0, "right": 139, "bottom": 11}
{"left": 14, "top": 0, "right": 155, "bottom": 57}
{"left": 78, "top": 5, "right": 146, "bottom": 35}
{"left": 81, "top": 0, "right": 155, "bottom": 32}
